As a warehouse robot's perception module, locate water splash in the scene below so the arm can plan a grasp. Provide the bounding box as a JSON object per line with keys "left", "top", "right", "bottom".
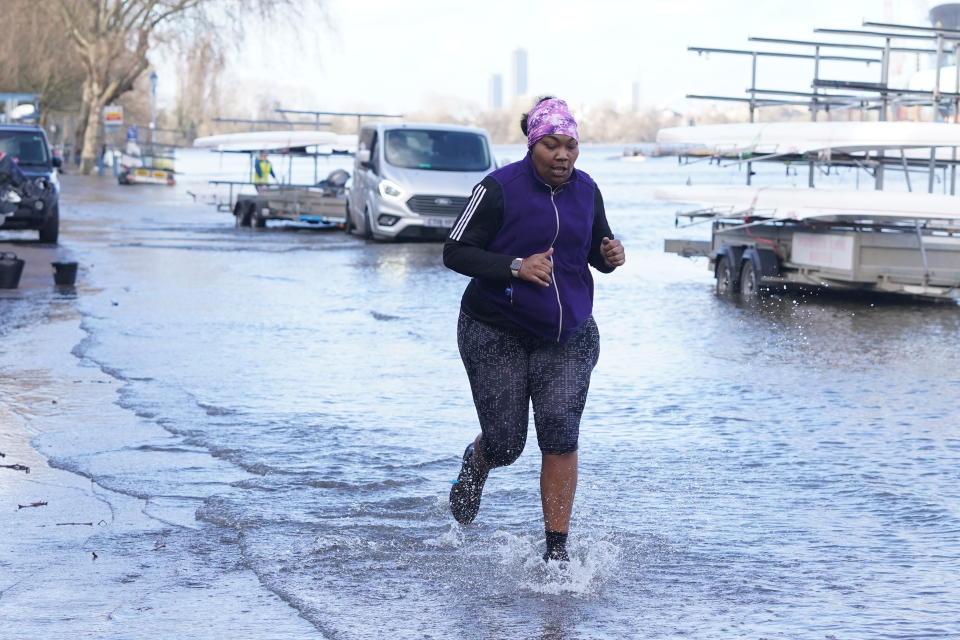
{"left": 424, "top": 523, "right": 464, "bottom": 549}
{"left": 491, "top": 531, "right": 620, "bottom": 596}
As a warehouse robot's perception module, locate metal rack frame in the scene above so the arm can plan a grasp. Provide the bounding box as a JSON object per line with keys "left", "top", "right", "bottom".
{"left": 686, "top": 19, "right": 960, "bottom": 192}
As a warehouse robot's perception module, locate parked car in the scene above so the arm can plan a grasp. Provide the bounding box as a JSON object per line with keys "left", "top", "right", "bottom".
{"left": 346, "top": 122, "right": 494, "bottom": 240}
{"left": 0, "top": 124, "right": 61, "bottom": 243}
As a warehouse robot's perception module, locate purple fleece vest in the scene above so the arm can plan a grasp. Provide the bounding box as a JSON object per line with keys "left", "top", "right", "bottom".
{"left": 474, "top": 153, "right": 597, "bottom": 342}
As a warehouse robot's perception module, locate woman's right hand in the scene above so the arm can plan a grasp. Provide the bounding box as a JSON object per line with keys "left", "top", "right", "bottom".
{"left": 518, "top": 247, "right": 554, "bottom": 287}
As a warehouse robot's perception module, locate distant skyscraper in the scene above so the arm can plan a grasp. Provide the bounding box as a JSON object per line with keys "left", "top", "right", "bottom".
{"left": 489, "top": 73, "right": 503, "bottom": 110}
{"left": 512, "top": 48, "right": 528, "bottom": 97}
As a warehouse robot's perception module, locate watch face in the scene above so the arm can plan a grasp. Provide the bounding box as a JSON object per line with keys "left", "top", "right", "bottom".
{"left": 511, "top": 258, "right": 522, "bottom": 270}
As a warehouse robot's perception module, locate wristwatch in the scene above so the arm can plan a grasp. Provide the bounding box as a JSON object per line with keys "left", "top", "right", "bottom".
{"left": 510, "top": 257, "right": 523, "bottom": 278}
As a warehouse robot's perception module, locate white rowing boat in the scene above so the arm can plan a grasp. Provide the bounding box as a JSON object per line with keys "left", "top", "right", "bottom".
{"left": 655, "top": 185, "right": 960, "bottom": 222}
{"left": 656, "top": 121, "right": 960, "bottom": 158}
{"left": 192, "top": 130, "right": 349, "bottom": 152}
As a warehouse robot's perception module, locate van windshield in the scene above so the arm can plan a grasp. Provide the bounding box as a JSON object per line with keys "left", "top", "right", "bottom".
{"left": 384, "top": 129, "right": 490, "bottom": 171}
{"left": 0, "top": 131, "right": 49, "bottom": 167}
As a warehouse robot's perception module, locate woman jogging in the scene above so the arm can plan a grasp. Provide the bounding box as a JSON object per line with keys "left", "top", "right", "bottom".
{"left": 443, "top": 97, "right": 625, "bottom": 562}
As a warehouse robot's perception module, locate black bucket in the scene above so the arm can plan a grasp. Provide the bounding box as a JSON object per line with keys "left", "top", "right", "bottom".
{"left": 0, "top": 251, "right": 25, "bottom": 289}
{"left": 52, "top": 261, "right": 78, "bottom": 286}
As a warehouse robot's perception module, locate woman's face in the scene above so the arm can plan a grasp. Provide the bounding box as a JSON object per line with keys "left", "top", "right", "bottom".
{"left": 531, "top": 134, "right": 579, "bottom": 187}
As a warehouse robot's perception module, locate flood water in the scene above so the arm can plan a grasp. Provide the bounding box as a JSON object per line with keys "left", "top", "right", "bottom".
{"left": 5, "top": 146, "right": 960, "bottom": 639}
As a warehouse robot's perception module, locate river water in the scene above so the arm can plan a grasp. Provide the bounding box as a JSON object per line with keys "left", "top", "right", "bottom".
{"left": 6, "top": 146, "right": 960, "bottom": 639}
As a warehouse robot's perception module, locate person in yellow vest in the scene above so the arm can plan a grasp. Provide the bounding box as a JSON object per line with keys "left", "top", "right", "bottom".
{"left": 253, "top": 151, "right": 276, "bottom": 191}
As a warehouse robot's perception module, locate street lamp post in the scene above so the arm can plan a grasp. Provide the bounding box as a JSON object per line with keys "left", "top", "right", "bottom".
{"left": 149, "top": 71, "right": 158, "bottom": 146}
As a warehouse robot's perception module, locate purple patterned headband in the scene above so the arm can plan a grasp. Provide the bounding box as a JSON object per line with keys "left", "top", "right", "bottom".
{"left": 526, "top": 98, "right": 579, "bottom": 148}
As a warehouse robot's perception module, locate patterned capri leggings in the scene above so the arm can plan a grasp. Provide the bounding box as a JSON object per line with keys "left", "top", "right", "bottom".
{"left": 457, "top": 312, "right": 600, "bottom": 467}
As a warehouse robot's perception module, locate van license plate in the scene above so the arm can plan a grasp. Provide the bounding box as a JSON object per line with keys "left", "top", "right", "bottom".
{"left": 425, "top": 217, "right": 453, "bottom": 228}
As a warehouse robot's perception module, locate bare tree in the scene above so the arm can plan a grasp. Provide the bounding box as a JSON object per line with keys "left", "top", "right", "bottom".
{"left": 170, "top": 31, "right": 226, "bottom": 141}
{"left": 0, "top": 1, "right": 85, "bottom": 124}
{"left": 55, "top": 0, "right": 309, "bottom": 173}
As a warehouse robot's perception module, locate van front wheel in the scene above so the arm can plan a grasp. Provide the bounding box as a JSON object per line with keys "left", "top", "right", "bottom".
{"left": 361, "top": 207, "right": 373, "bottom": 239}
{"left": 343, "top": 202, "right": 354, "bottom": 235}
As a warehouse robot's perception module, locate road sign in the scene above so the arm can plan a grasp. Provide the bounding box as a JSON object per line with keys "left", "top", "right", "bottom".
{"left": 103, "top": 105, "right": 123, "bottom": 125}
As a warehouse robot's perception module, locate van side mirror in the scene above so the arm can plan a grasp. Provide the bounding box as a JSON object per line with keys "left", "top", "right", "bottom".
{"left": 52, "top": 157, "right": 63, "bottom": 168}
{"left": 357, "top": 149, "right": 372, "bottom": 168}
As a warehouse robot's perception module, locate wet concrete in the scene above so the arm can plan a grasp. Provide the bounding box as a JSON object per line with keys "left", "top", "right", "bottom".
{"left": 0, "top": 235, "right": 75, "bottom": 336}
{"left": 1, "top": 174, "right": 322, "bottom": 638}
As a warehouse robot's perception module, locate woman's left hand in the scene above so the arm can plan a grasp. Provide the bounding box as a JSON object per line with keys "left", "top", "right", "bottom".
{"left": 601, "top": 237, "right": 625, "bottom": 268}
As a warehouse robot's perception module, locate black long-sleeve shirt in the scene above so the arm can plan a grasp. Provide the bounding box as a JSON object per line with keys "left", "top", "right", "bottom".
{"left": 443, "top": 175, "right": 615, "bottom": 330}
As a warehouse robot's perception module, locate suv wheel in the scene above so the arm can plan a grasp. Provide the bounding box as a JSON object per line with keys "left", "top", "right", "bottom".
{"left": 39, "top": 205, "right": 59, "bottom": 244}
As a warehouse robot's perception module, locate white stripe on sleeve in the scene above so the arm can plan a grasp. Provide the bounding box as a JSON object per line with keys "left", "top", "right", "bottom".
{"left": 450, "top": 185, "right": 487, "bottom": 241}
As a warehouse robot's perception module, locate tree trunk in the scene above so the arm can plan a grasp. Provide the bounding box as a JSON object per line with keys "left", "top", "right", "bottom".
{"left": 79, "top": 99, "right": 105, "bottom": 175}
{"left": 78, "top": 76, "right": 106, "bottom": 174}
{"left": 74, "top": 78, "right": 94, "bottom": 168}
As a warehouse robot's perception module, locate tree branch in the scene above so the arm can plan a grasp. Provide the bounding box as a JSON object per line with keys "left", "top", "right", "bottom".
{"left": 146, "top": 0, "right": 204, "bottom": 32}
{"left": 119, "top": 0, "right": 161, "bottom": 33}
{"left": 56, "top": 1, "right": 93, "bottom": 50}
{"left": 91, "top": 0, "right": 105, "bottom": 36}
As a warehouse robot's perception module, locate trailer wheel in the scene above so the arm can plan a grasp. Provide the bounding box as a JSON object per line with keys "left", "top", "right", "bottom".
{"left": 252, "top": 207, "right": 267, "bottom": 228}
{"left": 715, "top": 256, "right": 738, "bottom": 297}
{"left": 740, "top": 259, "right": 762, "bottom": 300}
{"left": 234, "top": 201, "right": 253, "bottom": 227}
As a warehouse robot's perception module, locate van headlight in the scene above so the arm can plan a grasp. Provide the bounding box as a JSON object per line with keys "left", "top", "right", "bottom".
{"left": 378, "top": 179, "right": 404, "bottom": 199}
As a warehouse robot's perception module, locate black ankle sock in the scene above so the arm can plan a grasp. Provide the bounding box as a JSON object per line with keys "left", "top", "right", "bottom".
{"left": 544, "top": 530, "right": 568, "bottom": 560}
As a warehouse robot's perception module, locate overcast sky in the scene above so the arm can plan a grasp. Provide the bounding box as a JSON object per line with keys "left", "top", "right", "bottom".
{"left": 157, "top": 0, "right": 942, "bottom": 116}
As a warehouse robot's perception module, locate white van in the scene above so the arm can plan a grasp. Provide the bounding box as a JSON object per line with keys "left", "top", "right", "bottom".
{"left": 346, "top": 122, "right": 494, "bottom": 240}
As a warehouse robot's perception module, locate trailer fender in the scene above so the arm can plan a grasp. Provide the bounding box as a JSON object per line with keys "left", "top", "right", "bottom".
{"left": 741, "top": 247, "right": 781, "bottom": 278}
{"left": 714, "top": 245, "right": 745, "bottom": 277}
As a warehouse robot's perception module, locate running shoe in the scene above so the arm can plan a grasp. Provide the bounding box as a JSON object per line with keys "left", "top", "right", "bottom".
{"left": 449, "top": 442, "right": 488, "bottom": 525}
{"left": 543, "top": 530, "right": 569, "bottom": 562}
{"left": 542, "top": 547, "right": 570, "bottom": 563}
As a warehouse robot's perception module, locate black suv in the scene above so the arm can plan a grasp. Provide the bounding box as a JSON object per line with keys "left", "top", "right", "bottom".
{"left": 0, "top": 124, "right": 61, "bottom": 243}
